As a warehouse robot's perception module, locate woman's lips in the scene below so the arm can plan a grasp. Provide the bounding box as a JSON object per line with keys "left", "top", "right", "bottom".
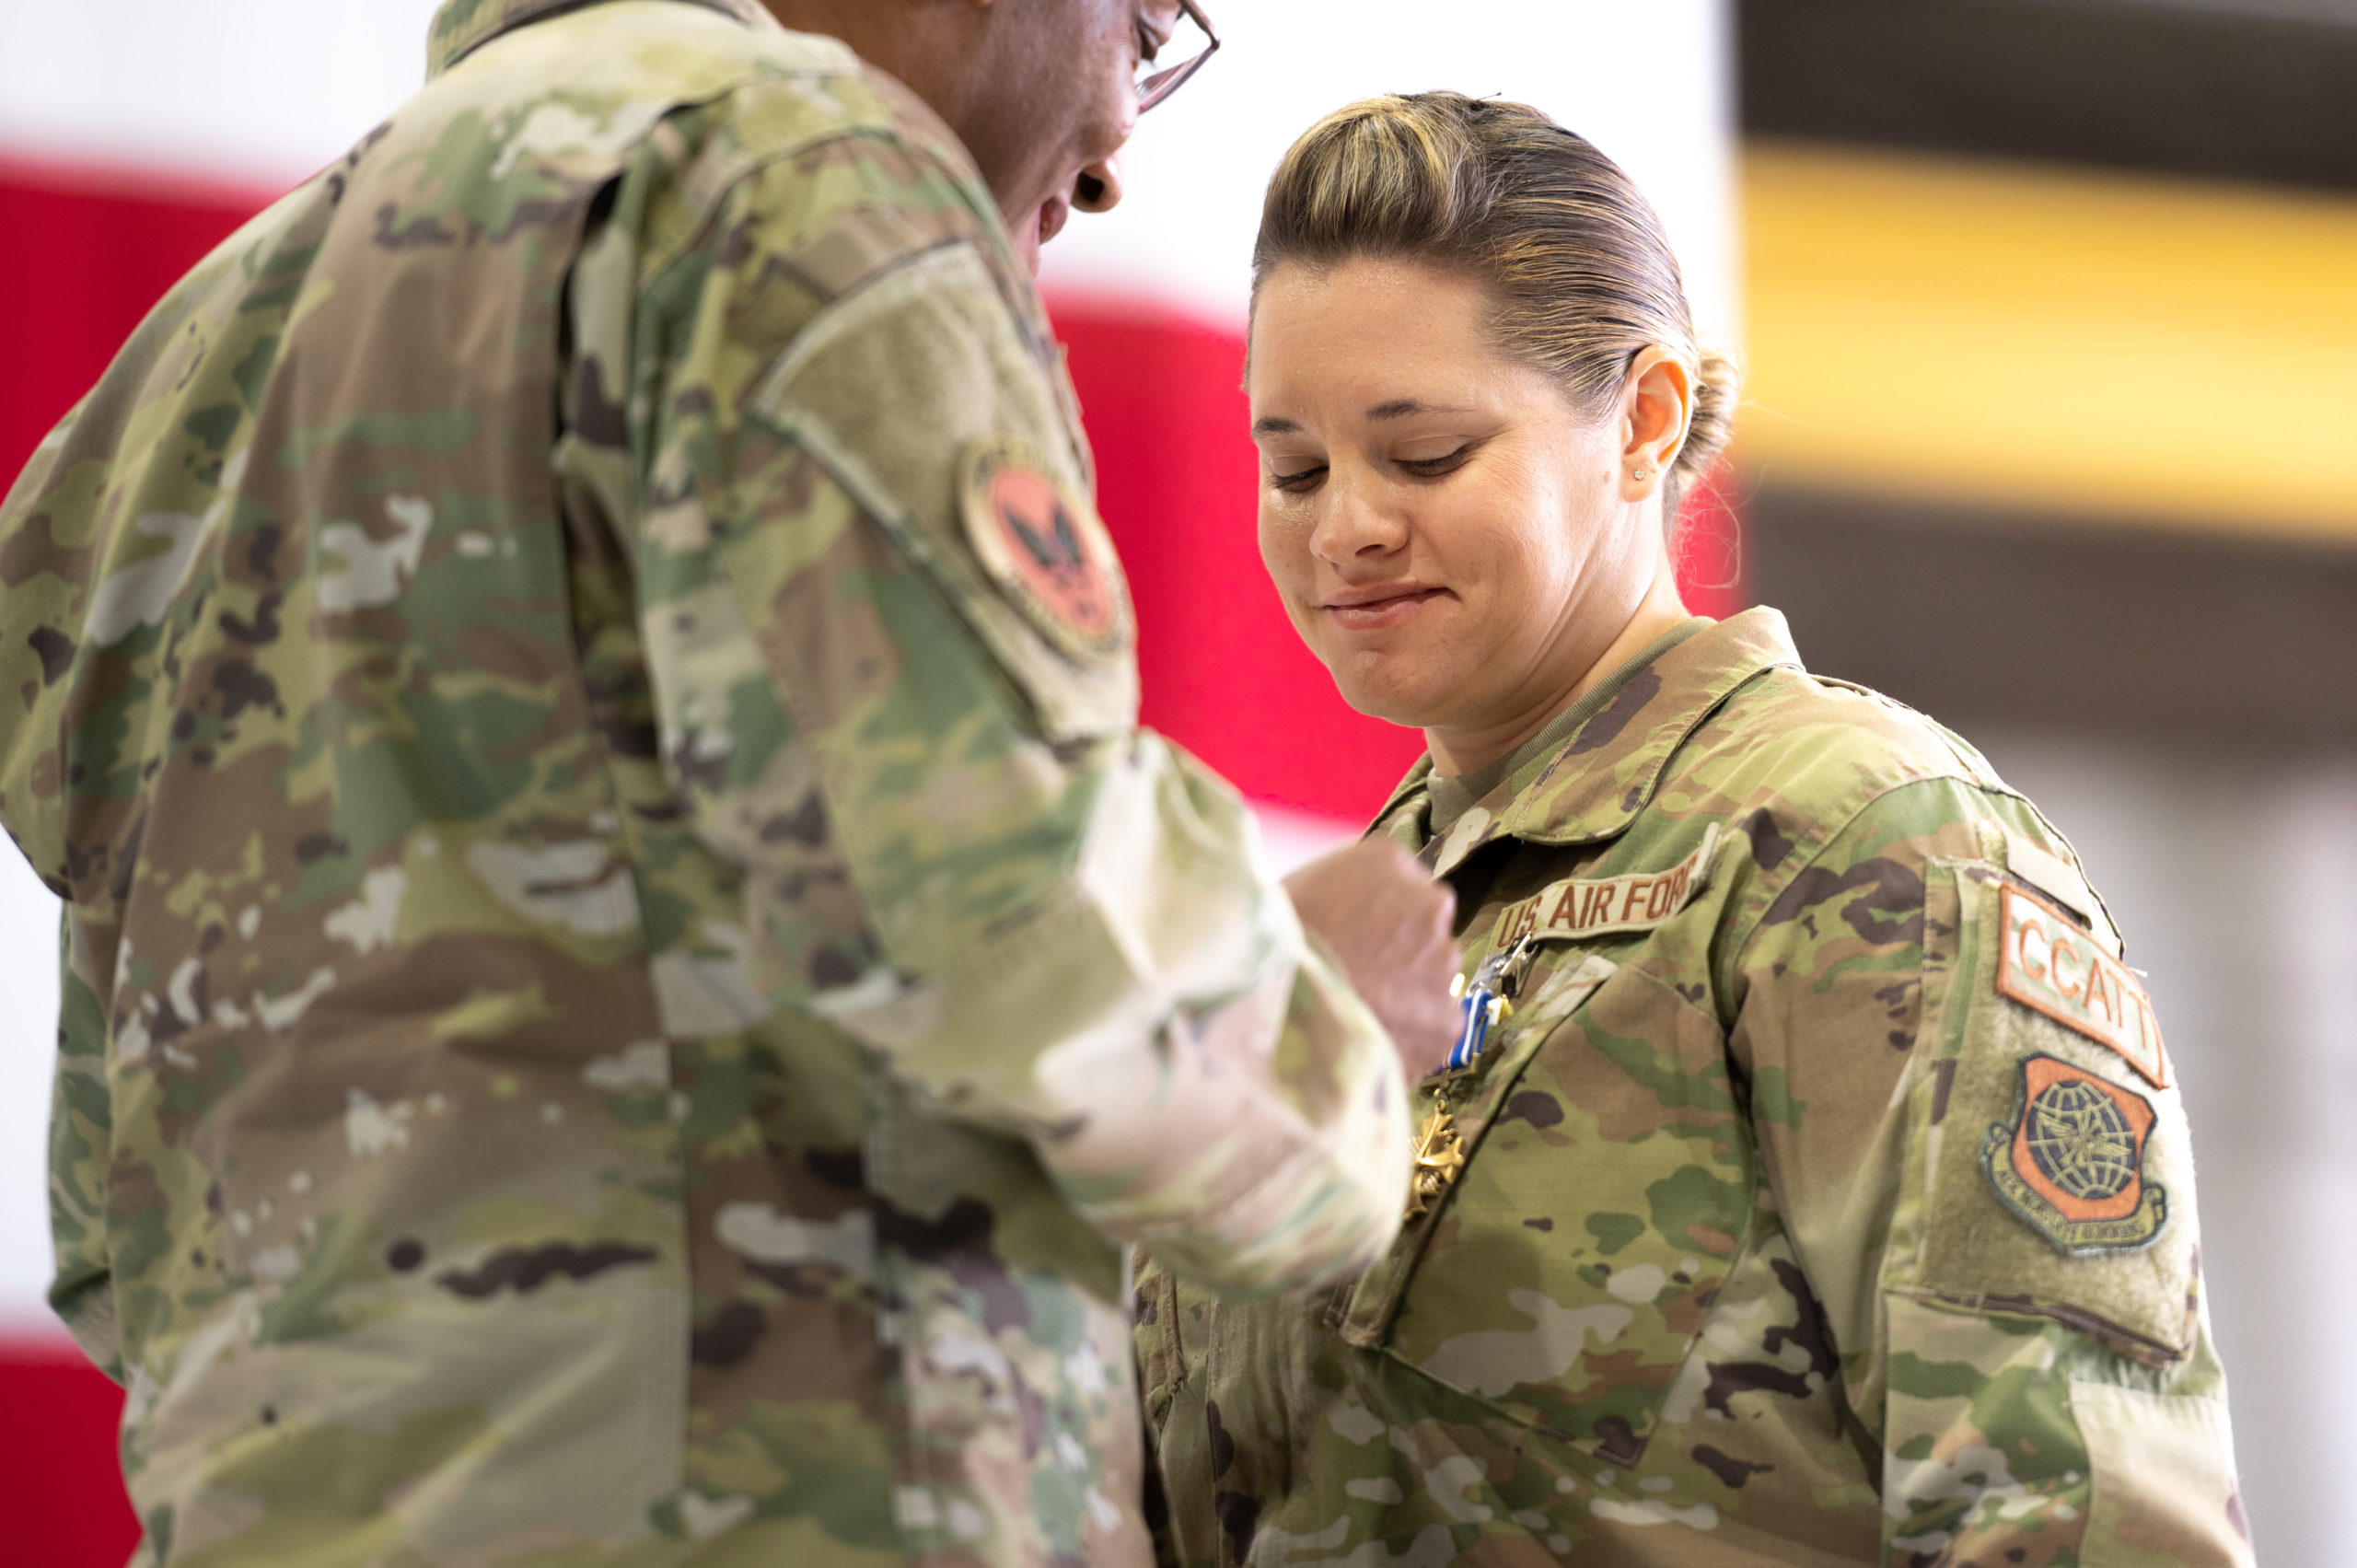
{"left": 1323, "top": 587, "right": 1447, "bottom": 633}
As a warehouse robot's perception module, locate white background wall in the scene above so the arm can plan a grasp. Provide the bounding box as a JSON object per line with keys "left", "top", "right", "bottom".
{"left": 1036, "top": 0, "right": 1740, "bottom": 341}
{"left": 0, "top": 851, "right": 57, "bottom": 1332}
{"left": 0, "top": 0, "right": 446, "bottom": 181}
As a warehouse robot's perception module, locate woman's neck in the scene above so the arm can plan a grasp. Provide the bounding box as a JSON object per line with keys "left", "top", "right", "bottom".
{"left": 1424, "top": 564, "right": 1691, "bottom": 781}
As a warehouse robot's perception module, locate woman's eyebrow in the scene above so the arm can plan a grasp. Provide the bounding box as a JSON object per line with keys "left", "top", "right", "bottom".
{"left": 1252, "top": 401, "right": 1474, "bottom": 436}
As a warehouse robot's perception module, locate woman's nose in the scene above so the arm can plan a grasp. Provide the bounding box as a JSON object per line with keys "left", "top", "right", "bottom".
{"left": 1309, "top": 480, "right": 1409, "bottom": 563}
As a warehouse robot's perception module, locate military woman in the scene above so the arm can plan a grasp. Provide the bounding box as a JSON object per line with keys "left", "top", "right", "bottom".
{"left": 1137, "top": 93, "right": 2250, "bottom": 1565}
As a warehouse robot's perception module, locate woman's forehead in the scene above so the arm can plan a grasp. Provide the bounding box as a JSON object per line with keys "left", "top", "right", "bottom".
{"left": 1248, "top": 261, "right": 1516, "bottom": 413}
{"left": 1254, "top": 256, "right": 1488, "bottom": 337}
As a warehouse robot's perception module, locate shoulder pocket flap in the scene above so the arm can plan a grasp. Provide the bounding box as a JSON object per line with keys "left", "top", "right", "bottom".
{"left": 746, "top": 242, "right": 1136, "bottom": 743}
{"left": 1901, "top": 863, "right": 2200, "bottom": 1364}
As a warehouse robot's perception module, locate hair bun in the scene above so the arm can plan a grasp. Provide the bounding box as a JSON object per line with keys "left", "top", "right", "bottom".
{"left": 1676, "top": 342, "right": 1744, "bottom": 486}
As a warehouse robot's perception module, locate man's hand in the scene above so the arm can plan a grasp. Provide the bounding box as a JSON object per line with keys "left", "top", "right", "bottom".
{"left": 1285, "top": 840, "right": 1460, "bottom": 1084}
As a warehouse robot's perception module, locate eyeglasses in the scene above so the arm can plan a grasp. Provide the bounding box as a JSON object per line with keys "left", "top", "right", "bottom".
{"left": 1136, "top": 0, "right": 1220, "bottom": 113}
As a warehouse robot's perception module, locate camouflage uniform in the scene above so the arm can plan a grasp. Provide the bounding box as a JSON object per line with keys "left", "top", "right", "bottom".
{"left": 0, "top": 1, "right": 1412, "bottom": 1562}
{"left": 1138, "top": 609, "right": 2250, "bottom": 1566}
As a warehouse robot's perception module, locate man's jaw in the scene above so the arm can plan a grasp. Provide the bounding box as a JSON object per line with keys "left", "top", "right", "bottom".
{"left": 1037, "top": 192, "right": 1072, "bottom": 249}
{"left": 1001, "top": 192, "right": 1073, "bottom": 276}
{"left": 1006, "top": 192, "right": 1072, "bottom": 276}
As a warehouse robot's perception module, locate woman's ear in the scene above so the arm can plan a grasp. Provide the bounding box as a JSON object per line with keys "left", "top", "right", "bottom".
{"left": 1617, "top": 348, "right": 1695, "bottom": 504}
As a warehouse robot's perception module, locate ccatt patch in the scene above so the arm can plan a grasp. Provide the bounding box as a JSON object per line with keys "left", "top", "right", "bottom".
{"left": 1996, "top": 885, "right": 2169, "bottom": 1086}
{"left": 1984, "top": 1054, "right": 2168, "bottom": 1256}
{"left": 958, "top": 438, "right": 1132, "bottom": 663}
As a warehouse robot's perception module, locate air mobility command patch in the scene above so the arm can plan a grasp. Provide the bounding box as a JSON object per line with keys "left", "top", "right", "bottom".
{"left": 958, "top": 437, "right": 1132, "bottom": 663}
{"left": 1997, "top": 884, "right": 2170, "bottom": 1086}
{"left": 1984, "top": 1054, "right": 2168, "bottom": 1255}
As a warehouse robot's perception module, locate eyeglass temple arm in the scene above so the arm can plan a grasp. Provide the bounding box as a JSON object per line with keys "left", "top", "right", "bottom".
{"left": 1179, "top": 0, "right": 1220, "bottom": 52}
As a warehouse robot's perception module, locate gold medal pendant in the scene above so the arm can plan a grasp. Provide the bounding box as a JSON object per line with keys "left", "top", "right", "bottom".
{"left": 1406, "top": 1096, "right": 1469, "bottom": 1221}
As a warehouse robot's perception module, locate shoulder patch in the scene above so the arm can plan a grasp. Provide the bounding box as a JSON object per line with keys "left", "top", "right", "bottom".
{"left": 1984, "top": 1054, "right": 2167, "bottom": 1255}
{"left": 1997, "top": 884, "right": 2169, "bottom": 1087}
{"left": 958, "top": 438, "right": 1131, "bottom": 663}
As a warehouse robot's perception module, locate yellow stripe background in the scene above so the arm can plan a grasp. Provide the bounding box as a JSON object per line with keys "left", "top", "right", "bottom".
{"left": 1739, "top": 140, "right": 2357, "bottom": 542}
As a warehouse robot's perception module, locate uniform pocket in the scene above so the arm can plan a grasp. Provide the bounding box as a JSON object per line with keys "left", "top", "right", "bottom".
{"left": 1896, "top": 861, "right": 2200, "bottom": 1365}
{"left": 1331, "top": 956, "right": 1752, "bottom": 1465}
{"left": 2074, "top": 1383, "right": 2252, "bottom": 1565}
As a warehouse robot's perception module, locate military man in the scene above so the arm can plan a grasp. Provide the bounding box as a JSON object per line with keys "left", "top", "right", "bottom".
{"left": 0, "top": 1, "right": 1461, "bottom": 1562}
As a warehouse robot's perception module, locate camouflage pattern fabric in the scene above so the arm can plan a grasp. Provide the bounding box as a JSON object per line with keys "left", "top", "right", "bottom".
{"left": 0, "top": 2, "right": 1412, "bottom": 1562}
{"left": 1137, "top": 609, "right": 2250, "bottom": 1566}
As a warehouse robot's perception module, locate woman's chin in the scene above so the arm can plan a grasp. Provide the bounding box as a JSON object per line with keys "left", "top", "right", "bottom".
{"left": 1326, "top": 659, "right": 1457, "bottom": 733}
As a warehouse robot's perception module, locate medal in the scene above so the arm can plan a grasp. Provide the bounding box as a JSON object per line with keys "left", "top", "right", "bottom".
{"left": 1407, "top": 1103, "right": 1468, "bottom": 1219}
{"left": 1406, "top": 937, "right": 1537, "bottom": 1222}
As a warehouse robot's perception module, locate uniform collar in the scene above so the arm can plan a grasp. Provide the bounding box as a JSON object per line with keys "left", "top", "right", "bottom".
{"left": 1381, "top": 607, "right": 1804, "bottom": 876}
{"left": 427, "top": 0, "right": 776, "bottom": 78}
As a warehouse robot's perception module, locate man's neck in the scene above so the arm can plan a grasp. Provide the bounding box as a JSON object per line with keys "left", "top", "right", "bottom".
{"left": 761, "top": 0, "right": 970, "bottom": 122}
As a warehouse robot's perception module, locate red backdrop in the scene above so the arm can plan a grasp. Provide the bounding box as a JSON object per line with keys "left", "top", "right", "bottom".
{"left": 0, "top": 157, "right": 1743, "bottom": 1563}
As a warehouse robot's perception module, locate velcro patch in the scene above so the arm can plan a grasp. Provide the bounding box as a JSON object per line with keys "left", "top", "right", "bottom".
{"left": 1984, "top": 1054, "right": 2167, "bottom": 1255}
{"left": 1487, "top": 824, "right": 1721, "bottom": 954}
{"left": 958, "top": 438, "right": 1131, "bottom": 663}
{"left": 1998, "top": 885, "right": 2169, "bottom": 1087}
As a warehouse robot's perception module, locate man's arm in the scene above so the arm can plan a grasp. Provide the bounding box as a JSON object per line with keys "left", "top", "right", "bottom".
{"left": 49, "top": 905, "right": 119, "bottom": 1380}
{"left": 582, "top": 129, "right": 1447, "bottom": 1292}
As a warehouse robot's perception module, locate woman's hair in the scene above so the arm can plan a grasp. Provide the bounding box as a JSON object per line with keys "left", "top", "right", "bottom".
{"left": 1254, "top": 92, "right": 1740, "bottom": 517}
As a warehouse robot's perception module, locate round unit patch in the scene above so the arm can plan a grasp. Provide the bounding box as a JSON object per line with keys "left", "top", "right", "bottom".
{"left": 1982, "top": 1054, "right": 2167, "bottom": 1255}
{"left": 958, "top": 438, "right": 1132, "bottom": 663}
